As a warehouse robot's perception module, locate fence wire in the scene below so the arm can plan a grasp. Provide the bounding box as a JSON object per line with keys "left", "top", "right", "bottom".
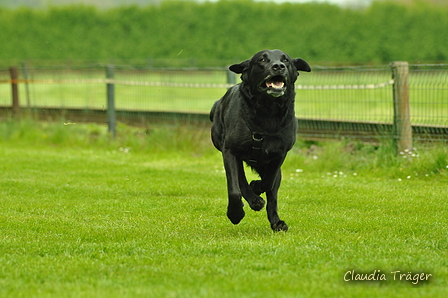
{"left": 408, "top": 64, "right": 448, "bottom": 127}
{"left": 294, "top": 65, "right": 394, "bottom": 124}
{"left": 0, "top": 63, "right": 447, "bottom": 130}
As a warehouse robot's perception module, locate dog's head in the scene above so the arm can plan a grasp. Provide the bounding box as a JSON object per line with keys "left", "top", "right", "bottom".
{"left": 229, "top": 49, "right": 310, "bottom": 98}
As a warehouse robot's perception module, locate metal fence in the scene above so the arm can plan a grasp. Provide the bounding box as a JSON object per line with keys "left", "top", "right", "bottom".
{"left": 0, "top": 63, "right": 447, "bottom": 142}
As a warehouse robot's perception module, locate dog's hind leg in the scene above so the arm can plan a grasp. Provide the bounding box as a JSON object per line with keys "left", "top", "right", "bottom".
{"left": 249, "top": 180, "right": 263, "bottom": 195}
{"left": 222, "top": 150, "right": 245, "bottom": 224}
{"left": 238, "top": 171, "right": 265, "bottom": 212}
{"left": 250, "top": 156, "right": 285, "bottom": 195}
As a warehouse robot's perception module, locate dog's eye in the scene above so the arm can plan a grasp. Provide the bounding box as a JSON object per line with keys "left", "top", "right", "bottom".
{"left": 259, "top": 58, "right": 267, "bottom": 63}
{"left": 282, "top": 58, "right": 289, "bottom": 63}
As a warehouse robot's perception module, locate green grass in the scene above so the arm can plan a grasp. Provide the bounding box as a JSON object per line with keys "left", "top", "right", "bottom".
{"left": 0, "top": 120, "right": 447, "bottom": 297}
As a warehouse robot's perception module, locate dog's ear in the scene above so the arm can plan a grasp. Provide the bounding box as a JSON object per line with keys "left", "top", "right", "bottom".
{"left": 229, "top": 60, "right": 250, "bottom": 74}
{"left": 293, "top": 58, "right": 311, "bottom": 72}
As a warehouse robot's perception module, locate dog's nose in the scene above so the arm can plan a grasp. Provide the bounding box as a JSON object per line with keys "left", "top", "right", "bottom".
{"left": 272, "top": 62, "right": 286, "bottom": 71}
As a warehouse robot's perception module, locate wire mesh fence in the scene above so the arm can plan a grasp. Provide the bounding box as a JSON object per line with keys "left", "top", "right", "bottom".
{"left": 294, "top": 65, "right": 394, "bottom": 124}
{"left": 408, "top": 64, "right": 448, "bottom": 127}
{"left": 0, "top": 63, "right": 447, "bottom": 141}
{"left": 0, "top": 66, "right": 229, "bottom": 113}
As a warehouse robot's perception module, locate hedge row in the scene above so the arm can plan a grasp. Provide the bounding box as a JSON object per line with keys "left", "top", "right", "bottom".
{"left": 0, "top": 0, "right": 447, "bottom": 66}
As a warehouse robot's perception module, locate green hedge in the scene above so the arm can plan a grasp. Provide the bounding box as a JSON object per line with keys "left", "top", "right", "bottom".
{"left": 0, "top": 0, "right": 447, "bottom": 66}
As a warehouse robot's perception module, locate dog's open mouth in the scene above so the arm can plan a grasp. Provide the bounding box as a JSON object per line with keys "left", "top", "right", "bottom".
{"left": 260, "top": 75, "right": 287, "bottom": 97}
{"left": 265, "top": 76, "right": 285, "bottom": 89}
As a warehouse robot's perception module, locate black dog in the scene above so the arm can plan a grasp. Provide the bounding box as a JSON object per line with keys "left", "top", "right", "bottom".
{"left": 210, "top": 49, "right": 311, "bottom": 231}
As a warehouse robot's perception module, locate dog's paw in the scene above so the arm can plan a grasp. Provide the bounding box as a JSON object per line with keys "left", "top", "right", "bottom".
{"left": 227, "top": 205, "right": 245, "bottom": 225}
{"left": 271, "top": 220, "right": 288, "bottom": 232}
{"left": 250, "top": 180, "right": 264, "bottom": 195}
{"left": 248, "top": 196, "right": 265, "bottom": 211}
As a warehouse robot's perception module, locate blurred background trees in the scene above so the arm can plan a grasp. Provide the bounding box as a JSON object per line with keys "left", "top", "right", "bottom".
{"left": 0, "top": 0, "right": 446, "bottom": 66}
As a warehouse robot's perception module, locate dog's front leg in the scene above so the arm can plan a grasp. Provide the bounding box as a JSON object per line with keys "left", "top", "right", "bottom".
{"left": 251, "top": 158, "right": 288, "bottom": 231}
{"left": 222, "top": 149, "right": 245, "bottom": 225}
{"left": 265, "top": 170, "right": 288, "bottom": 232}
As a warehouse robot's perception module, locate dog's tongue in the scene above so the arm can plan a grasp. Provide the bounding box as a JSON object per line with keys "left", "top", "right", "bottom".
{"left": 266, "top": 80, "right": 284, "bottom": 89}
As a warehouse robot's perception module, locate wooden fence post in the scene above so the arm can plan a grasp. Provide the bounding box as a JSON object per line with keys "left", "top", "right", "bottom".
{"left": 391, "top": 61, "right": 412, "bottom": 154}
{"left": 21, "top": 62, "right": 31, "bottom": 110}
{"left": 106, "top": 65, "right": 116, "bottom": 138}
{"left": 9, "top": 66, "right": 20, "bottom": 118}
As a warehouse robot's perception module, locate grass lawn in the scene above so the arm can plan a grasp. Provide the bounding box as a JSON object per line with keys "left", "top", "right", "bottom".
{"left": 0, "top": 121, "right": 447, "bottom": 297}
